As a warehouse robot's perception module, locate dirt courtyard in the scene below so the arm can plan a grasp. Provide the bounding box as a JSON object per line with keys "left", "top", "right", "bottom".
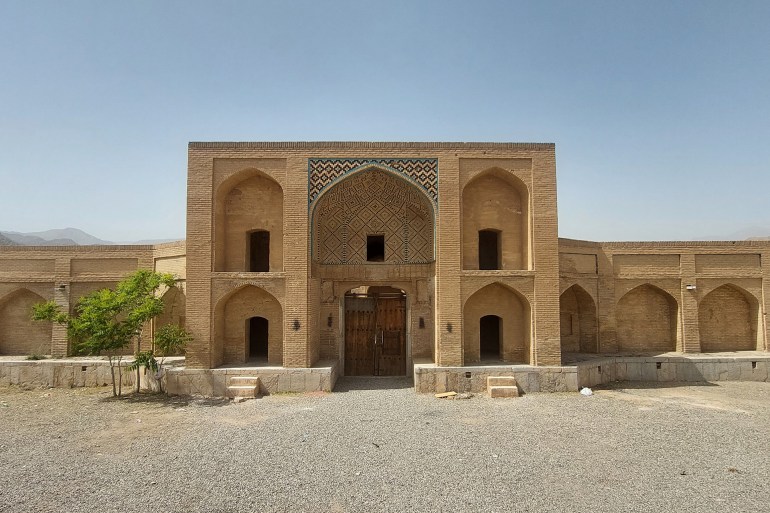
{"left": 1, "top": 379, "right": 769, "bottom": 513}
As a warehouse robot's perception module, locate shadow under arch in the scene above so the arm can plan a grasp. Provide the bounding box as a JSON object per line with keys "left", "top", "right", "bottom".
{"left": 559, "top": 283, "right": 598, "bottom": 353}
{"left": 698, "top": 283, "right": 762, "bottom": 352}
{"left": 616, "top": 283, "right": 679, "bottom": 353}
{"left": 212, "top": 284, "right": 283, "bottom": 367}
{"left": 214, "top": 167, "right": 284, "bottom": 272}
{"left": 461, "top": 166, "right": 530, "bottom": 271}
{"left": 0, "top": 288, "right": 52, "bottom": 356}
{"left": 462, "top": 281, "right": 532, "bottom": 365}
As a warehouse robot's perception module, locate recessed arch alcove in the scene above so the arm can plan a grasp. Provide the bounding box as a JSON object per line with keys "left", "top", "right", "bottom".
{"left": 698, "top": 284, "right": 760, "bottom": 352}
{"left": 462, "top": 168, "right": 530, "bottom": 270}
{"left": 213, "top": 285, "right": 283, "bottom": 366}
{"left": 616, "top": 284, "right": 678, "bottom": 353}
{"left": 559, "top": 284, "right": 598, "bottom": 353}
{"left": 463, "top": 282, "right": 531, "bottom": 364}
{"left": 214, "top": 169, "right": 283, "bottom": 272}
{"left": 0, "top": 288, "right": 51, "bottom": 355}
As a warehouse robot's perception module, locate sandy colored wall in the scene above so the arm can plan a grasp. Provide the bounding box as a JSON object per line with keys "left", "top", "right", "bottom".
{"left": 559, "top": 239, "right": 770, "bottom": 357}
{"left": 187, "top": 142, "right": 560, "bottom": 372}
{"left": 0, "top": 243, "right": 186, "bottom": 356}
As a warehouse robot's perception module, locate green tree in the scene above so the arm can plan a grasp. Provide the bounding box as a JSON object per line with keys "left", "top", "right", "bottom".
{"left": 32, "top": 270, "right": 181, "bottom": 397}
{"left": 129, "top": 324, "right": 191, "bottom": 393}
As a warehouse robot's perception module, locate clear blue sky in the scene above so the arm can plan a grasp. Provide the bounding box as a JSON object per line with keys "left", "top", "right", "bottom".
{"left": 1, "top": 0, "right": 768, "bottom": 242}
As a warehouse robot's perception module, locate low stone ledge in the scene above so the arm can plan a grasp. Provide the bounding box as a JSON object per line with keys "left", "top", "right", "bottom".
{"left": 413, "top": 363, "right": 579, "bottom": 394}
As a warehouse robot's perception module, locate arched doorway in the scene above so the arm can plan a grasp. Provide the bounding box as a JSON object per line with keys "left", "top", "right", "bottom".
{"left": 479, "top": 315, "right": 502, "bottom": 360}
{"left": 344, "top": 287, "right": 406, "bottom": 376}
{"left": 214, "top": 285, "right": 283, "bottom": 366}
{"left": 463, "top": 283, "right": 531, "bottom": 364}
{"left": 248, "top": 316, "right": 269, "bottom": 360}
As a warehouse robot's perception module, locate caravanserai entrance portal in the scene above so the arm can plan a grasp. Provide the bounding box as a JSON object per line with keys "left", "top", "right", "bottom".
{"left": 344, "top": 290, "right": 406, "bottom": 376}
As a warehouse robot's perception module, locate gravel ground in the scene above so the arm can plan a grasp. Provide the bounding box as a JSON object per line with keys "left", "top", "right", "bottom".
{"left": 1, "top": 379, "right": 769, "bottom": 513}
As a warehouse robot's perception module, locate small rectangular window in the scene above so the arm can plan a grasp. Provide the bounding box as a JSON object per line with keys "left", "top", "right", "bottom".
{"left": 249, "top": 230, "right": 270, "bottom": 272}
{"left": 479, "top": 230, "right": 500, "bottom": 270}
{"left": 367, "top": 235, "right": 385, "bottom": 262}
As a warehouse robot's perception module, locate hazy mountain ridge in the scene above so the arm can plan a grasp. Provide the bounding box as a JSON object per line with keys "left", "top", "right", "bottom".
{"left": 1, "top": 228, "right": 111, "bottom": 246}
{"left": 0, "top": 233, "right": 19, "bottom": 246}
{"left": 0, "top": 228, "right": 183, "bottom": 246}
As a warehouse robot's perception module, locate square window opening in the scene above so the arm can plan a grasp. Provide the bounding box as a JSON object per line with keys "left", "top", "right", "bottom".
{"left": 367, "top": 235, "right": 385, "bottom": 262}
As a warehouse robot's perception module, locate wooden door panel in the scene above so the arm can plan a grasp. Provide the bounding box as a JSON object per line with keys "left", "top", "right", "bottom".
{"left": 345, "top": 294, "right": 405, "bottom": 376}
{"left": 375, "top": 297, "right": 406, "bottom": 376}
{"left": 344, "top": 297, "right": 376, "bottom": 376}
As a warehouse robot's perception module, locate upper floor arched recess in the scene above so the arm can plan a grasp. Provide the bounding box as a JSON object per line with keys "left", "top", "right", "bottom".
{"left": 462, "top": 168, "right": 530, "bottom": 270}
{"left": 312, "top": 166, "right": 435, "bottom": 265}
{"left": 214, "top": 169, "right": 283, "bottom": 272}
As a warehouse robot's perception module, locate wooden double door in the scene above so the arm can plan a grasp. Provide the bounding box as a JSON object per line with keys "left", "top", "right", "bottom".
{"left": 344, "top": 292, "right": 406, "bottom": 376}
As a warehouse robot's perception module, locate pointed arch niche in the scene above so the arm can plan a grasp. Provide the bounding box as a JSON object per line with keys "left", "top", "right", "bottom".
{"left": 616, "top": 284, "right": 679, "bottom": 353}
{"left": 462, "top": 168, "right": 530, "bottom": 270}
{"left": 213, "top": 285, "right": 283, "bottom": 366}
{"left": 0, "top": 288, "right": 52, "bottom": 355}
{"left": 559, "top": 285, "right": 597, "bottom": 353}
{"left": 698, "top": 284, "right": 761, "bottom": 352}
{"left": 463, "top": 283, "right": 531, "bottom": 364}
{"left": 214, "top": 169, "right": 283, "bottom": 272}
{"left": 312, "top": 166, "right": 435, "bottom": 265}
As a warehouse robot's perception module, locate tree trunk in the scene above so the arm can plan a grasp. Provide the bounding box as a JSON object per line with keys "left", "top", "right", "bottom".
{"left": 108, "top": 354, "right": 117, "bottom": 397}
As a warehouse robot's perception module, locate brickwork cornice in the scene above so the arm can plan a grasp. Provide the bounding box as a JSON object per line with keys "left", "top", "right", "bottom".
{"left": 189, "top": 141, "right": 555, "bottom": 151}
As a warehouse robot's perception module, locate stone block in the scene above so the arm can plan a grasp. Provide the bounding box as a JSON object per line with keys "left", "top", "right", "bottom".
{"left": 305, "top": 372, "right": 322, "bottom": 391}
{"left": 227, "top": 385, "right": 257, "bottom": 398}
{"left": 289, "top": 372, "right": 307, "bottom": 393}
{"left": 641, "top": 363, "right": 657, "bottom": 382}
{"left": 489, "top": 385, "right": 519, "bottom": 398}
{"left": 657, "top": 362, "right": 675, "bottom": 382}
{"left": 519, "top": 372, "right": 536, "bottom": 393}
{"left": 616, "top": 362, "right": 628, "bottom": 381}
{"left": 260, "top": 373, "right": 279, "bottom": 393}
{"left": 564, "top": 371, "right": 578, "bottom": 392}
{"left": 487, "top": 376, "right": 517, "bottom": 387}
{"left": 627, "top": 362, "right": 642, "bottom": 381}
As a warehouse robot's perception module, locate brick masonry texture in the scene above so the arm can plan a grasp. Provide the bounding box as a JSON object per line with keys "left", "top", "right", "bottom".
{"left": 0, "top": 143, "right": 768, "bottom": 374}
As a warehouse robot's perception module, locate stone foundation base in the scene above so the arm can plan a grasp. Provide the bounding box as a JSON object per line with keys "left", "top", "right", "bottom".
{"left": 0, "top": 357, "right": 141, "bottom": 389}
{"left": 576, "top": 353, "right": 770, "bottom": 388}
{"left": 413, "top": 362, "right": 579, "bottom": 393}
{"left": 165, "top": 360, "right": 338, "bottom": 397}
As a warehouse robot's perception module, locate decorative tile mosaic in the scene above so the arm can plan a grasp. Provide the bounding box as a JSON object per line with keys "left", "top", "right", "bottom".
{"left": 308, "top": 158, "right": 438, "bottom": 205}
{"left": 313, "top": 169, "right": 434, "bottom": 264}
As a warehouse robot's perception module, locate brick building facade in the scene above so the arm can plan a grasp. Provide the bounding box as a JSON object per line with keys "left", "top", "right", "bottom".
{"left": 1, "top": 142, "right": 768, "bottom": 393}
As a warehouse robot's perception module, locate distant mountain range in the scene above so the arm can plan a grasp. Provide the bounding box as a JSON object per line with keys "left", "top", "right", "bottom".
{"left": 0, "top": 228, "right": 180, "bottom": 246}
{"left": 0, "top": 233, "right": 19, "bottom": 246}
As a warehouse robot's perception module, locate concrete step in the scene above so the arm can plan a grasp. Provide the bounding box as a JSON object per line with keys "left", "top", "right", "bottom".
{"left": 229, "top": 376, "right": 260, "bottom": 387}
{"left": 226, "top": 385, "right": 258, "bottom": 398}
{"left": 487, "top": 376, "right": 517, "bottom": 388}
{"left": 489, "top": 385, "right": 520, "bottom": 398}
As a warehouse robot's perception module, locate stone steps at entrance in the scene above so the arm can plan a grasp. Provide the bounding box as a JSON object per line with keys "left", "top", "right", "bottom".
{"left": 489, "top": 385, "right": 520, "bottom": 398}
{"left": 229, "top": 376, "right": 259, "bottom": 387}
{"left": 487, "top": 376, "right": 520, "bottom": 398}
{"left": 226, "top": 376, "right": 260, "bottom": 399}
{"left": 487, "top": 376, "right": 517, "bottom": 388}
